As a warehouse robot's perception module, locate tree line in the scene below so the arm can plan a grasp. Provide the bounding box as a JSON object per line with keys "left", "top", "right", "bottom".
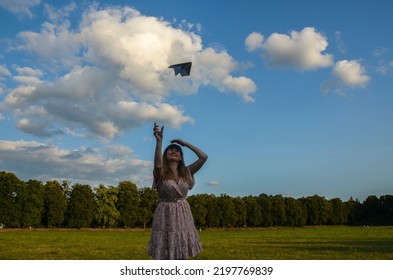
{"left": 1, "top": 171, "right": 392, "bottom": 228}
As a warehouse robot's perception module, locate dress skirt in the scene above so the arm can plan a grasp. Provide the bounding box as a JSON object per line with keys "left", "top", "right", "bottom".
{"left": 148, "top": 199, "right": 202, "bottom": 260}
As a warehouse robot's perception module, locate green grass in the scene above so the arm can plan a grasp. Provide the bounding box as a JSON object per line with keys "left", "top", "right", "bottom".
{"left": 1, "top": 226, "right": 392, "bottom": 260}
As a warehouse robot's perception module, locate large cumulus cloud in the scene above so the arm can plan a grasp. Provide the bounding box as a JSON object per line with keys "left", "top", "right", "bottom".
{"left": 1, "top": 4, "right": 256, "bottom": 140}
{"left": 245, "top": 27, "right": 334, "bottom": 70}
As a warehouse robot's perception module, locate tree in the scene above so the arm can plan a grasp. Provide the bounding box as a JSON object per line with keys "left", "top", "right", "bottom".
{"left": 258, "top": 194, "right": 273, "bottom": 227}
{"left": 284, "top": 197, "right": 306, "bottom": 227}
{"left": 270, "top": 195, "right": 286, "bottom": 226}
{"left": 329, "top": 198, "right": 347, "bottom": 225}
{"left": 187, "top": 194, "right": 209, "bottom": 228}
{"left": 346, "top": 197, "right": 362, "bottom": 225}
{"left": 362, "top": 195, "right": 381, "bottom": 225}
{"left": 138, "top": 187, "right": 158, "bottom": 228}
{"left": 95, "top": 185, "right": 120, "bottom": 228}
{"left": 379, "top": 195, "right": 393, "bottom": 225}
{"left": 302, "top": 195, "right": 329, "bottom": 225}
{"left": 205, "top": 194, "right": 220, "bottom": 228}
{"left": 117, "top": 181, "right": 140, "bottom": 228}
{"left": 0, "top": 171, "right": 23, "bottom": 227}
{"left": 17, "top": 180, "right": 45, "bottom": 228}
{"left": 218, "top": 194, "right": 237, "bottom": 227}
{"left": 233, "top": 197, "right": 247, "bottom": 227}
{"left": 66, "top": 184, "right": 95, "bottom": 228}
{"left": 43, "top": 180, "right": 67, "bottom": 227}
{"left": 243, "top": 196, "right": 262, "bottom": 227}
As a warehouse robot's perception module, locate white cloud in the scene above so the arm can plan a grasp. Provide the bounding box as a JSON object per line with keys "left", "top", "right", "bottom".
{"left": 16, "top": 117, "right": 63, "bottom": 138}
{"left": 2, "top": 5, "right": 256, "bottom": 140}
{"left": 333, "top": 60, "right": 370, "bottom": 87}
{"left": 114, "top": 101, "right": 195, "bottom": 129}
{"left": 44, "top": 2, "right": 76, "bottom": 22}
{"left": 13, "top": 75, "right": 42, "bottom": 86}
{"left": 245, "top": 32, "right": 264, "bottom": 52}
{"left": 246, "top": 27, "right": 372, "bottom": 96}
{"left": 5, "top": 65, "right": 194, "bottom": 140}
{"left": 246, "top": 27, "right": 334, "bottom": 70}
{"left": 0, "top": 0, "right": 41, "bottom": 18}
{"left": 196, "top": 48, "right": 256, "bottom": 102}
{"left": 8, "top": 67, "right": 44, "bottom": 87}
{"left": 0, "top": 64, "right": 11, "bottom": 76}
{"left": 5, "top": 86, "right": 36, "bottom": 106}
{"left": 207, "top": 180, "right": 220, "bottom": 187}
{"left": 0, "top": 140, "right": 152, "bottom": 187}
{"left": 16, "top": 21, "right": 82, "bottom": 67}
{"left": 322, "top": 60, "right": 371, "bottom": 96}
{"left": 14, "top": 66, "right": 43, "bottom": 77}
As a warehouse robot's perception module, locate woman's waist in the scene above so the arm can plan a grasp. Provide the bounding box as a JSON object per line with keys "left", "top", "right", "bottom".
{"left": 159, "top": 197, "right": 186, "bottom": 203}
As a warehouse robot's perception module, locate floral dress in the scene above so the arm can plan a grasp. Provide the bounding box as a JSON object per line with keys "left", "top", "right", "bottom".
{"left": 148, "top": 169, "right": 202, "bottom": 260}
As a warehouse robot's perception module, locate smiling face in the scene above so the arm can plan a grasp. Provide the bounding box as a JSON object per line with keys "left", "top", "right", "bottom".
{"left": 161, "top": 143, "right": 191, "bottom": 185}
{"left": 166, "top": 145, "right": 183, "bottom": 162}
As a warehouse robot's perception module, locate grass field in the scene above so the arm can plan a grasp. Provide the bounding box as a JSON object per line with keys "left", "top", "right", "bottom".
{"left": 1, "top": 226, "right": 392, "bottom": 260}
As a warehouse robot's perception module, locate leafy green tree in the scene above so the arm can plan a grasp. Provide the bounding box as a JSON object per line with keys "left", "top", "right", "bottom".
{"left": 233, "top": 197, "right": 247, "bottom": 227}
{"left": 243, "top": 196, "right": 262, "bottom": 227}
{"left": 66, "top": 184, "right": 95, "bottom": 228}
{"left": 17, "top": 180, "right": 45, "bottom": 228}
{"left": 43, "top": 180, "right": 67, "bottom": 227}
{"left": 95, "top": 185, "right": 120, "bottom": 228}
{"left": 258, "top": 194, "right": 273, "bottom": 227}
{"left": 188, "top": 194, "right": 209, "bottom": 228}
{"left": 205, "top": 194, "right": 220, "bottom": 227}
{"left": 323, "top": 198, "right": 333, "bottom": 225}
{"left": 345, "top": 197, "right": 362, "bottom": 225}
{"left": 329, "top": 198, "right": 347, "bottom": 225}
{"left": 302, "top": 195, "right": 330, "bottom": 225}
{"left": 218, "top": 194, "right": 237, "bottom": 227}
{"left": 0, "top": 171, "right": 23, "bottom": 227}
{"left": 270, "top": 195, "right": 286, "bottom": 226}
{"left": 117, "top": 181, "right": 140, "bottom": 228}
{"left": 139, "top": 187, "right": 158, "bottom": 228}
{"left": 284, "top": 197, "right": 306, "bottom": 227}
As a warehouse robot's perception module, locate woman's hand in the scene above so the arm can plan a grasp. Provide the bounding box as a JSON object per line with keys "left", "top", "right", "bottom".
{"left": 171, "top": 139, "right": 187, "bottom": 146}
{"left": 153, "top": 122, "right": 164, "bottom": 141}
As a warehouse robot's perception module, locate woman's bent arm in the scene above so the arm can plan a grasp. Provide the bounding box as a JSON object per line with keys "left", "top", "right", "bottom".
{"left": 171, "top": 139, "right": 208, "bottom": 175}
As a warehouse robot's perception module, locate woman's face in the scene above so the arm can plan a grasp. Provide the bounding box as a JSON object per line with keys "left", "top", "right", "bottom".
{"left": 166, "top": 146, "right": 182, "bottom": 162}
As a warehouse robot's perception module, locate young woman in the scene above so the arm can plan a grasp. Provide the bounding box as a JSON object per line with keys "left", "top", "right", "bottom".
{"left": 148, "top": 122, "right": 208, "bottom": 260}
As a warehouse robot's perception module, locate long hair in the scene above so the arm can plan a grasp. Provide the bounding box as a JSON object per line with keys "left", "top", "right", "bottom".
{"left": 156, "top": 144, "right": 193, "bottom": 187}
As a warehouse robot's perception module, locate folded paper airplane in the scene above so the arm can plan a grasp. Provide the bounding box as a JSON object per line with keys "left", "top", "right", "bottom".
{"left": 168, "top": 62, "right": 192, "bottom": 76}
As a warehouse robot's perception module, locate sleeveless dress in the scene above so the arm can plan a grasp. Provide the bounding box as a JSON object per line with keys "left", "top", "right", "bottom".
{"left": 148, "top": 169, "right": 202, "bottom": 260}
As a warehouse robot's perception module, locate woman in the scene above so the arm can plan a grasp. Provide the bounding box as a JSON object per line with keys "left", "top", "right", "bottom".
{"left": 148, "top": 122, "right": 208, "bottom": 260}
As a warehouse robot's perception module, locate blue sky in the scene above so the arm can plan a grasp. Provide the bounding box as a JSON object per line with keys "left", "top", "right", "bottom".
{"left": 0, "top": 0, "right": 392, "bottom": 201}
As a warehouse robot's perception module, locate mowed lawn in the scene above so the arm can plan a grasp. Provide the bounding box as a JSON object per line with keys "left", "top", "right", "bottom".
{"left": 0, "top": 226, "right": 392, "bottom": 260}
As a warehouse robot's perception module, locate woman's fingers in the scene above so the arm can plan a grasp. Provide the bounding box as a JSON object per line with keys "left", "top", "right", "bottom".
{"left": 153, "top": 123, "right": 164, "bottom": 139}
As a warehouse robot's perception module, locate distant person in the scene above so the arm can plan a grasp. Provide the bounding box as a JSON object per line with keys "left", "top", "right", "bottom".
{"left": 148, "top": 122, "right": 208, "bottom": 260}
